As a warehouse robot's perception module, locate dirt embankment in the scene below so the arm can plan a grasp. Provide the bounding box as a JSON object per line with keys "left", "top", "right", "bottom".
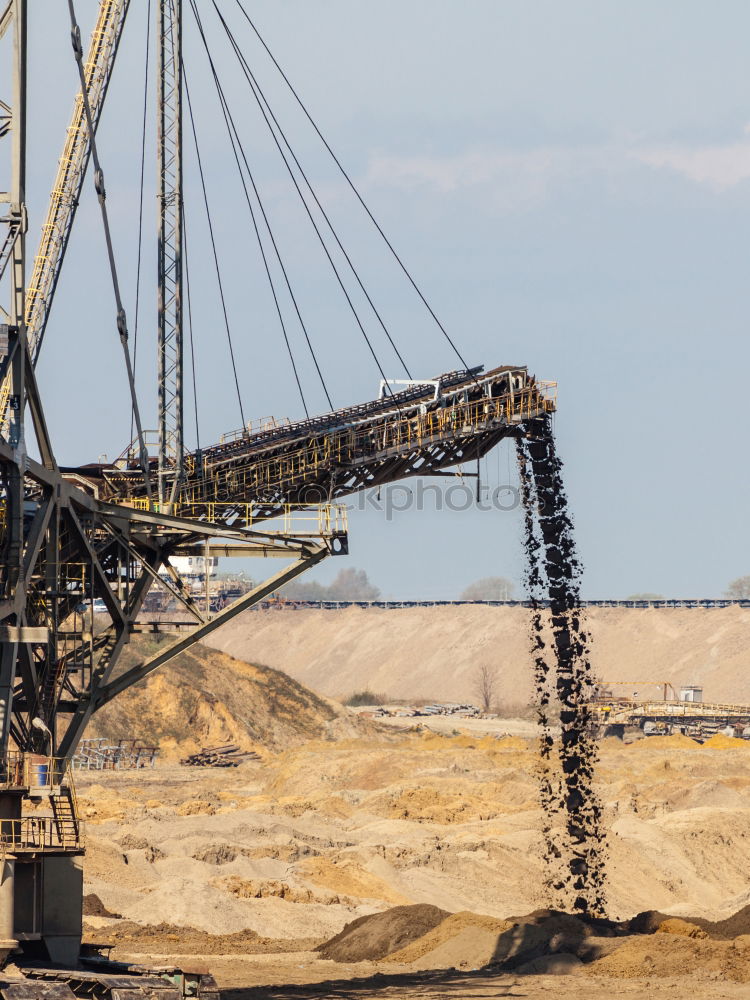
{"left": 89, "top": 641, "right": 367, "bottom": 758}
{"left": 205, "top": 604, "right": 750, "bottom": 705}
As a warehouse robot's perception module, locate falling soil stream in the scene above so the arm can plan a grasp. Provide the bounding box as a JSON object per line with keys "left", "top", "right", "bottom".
{"left": 516, "top": 414, "right": 608, "bottom": 916}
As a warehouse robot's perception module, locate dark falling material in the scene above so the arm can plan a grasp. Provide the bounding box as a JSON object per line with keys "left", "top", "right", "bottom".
{"left": 516, "top": 414, "right": 608, "bottom": 916}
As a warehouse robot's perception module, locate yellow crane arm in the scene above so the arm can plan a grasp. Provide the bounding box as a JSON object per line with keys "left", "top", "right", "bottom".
{"left": 1, "top": 0, "right": 131, "bottom": 422}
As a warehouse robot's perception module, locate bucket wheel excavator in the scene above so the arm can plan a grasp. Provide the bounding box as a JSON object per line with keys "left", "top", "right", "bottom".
{"left": 0, "top": 1, "right": 558, "bottom": 994}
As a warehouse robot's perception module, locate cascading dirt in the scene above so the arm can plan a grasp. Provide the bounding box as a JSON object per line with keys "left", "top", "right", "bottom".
{"left": 516, "top": 440, "right": 562, "bottom": 896}
{"left": 516, "top": 414, "right": 608, "bottom": 916}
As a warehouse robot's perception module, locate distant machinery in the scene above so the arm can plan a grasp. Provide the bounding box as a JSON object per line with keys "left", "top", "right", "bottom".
{"left": 591, "top": 696, "right": 750, "bottom": 741}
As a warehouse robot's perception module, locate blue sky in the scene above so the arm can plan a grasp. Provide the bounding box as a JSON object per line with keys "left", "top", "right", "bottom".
{"left": 15, "top": 1, "right": 750, "bottom": 598}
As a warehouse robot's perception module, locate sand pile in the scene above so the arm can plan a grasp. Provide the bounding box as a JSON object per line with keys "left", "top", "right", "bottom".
{"left": 82, "top": 894, "right": 121, "bottom": 919}
{"left": 315, "top": 905, "right": 448, "bottom": 962}
{"left": 316, "top": 905, "right": 612, "bottom": 970}
{"left": 333, "top": 903, "right": 750, "bottom": 982}
{"left": 628, "top": 905, "right": 750, "bottom": 940}
{"left": 688, "top": 904, "right": 750, "bottom": 940}
{"left": 312, "top": 901, "right": 750, "bottom": 983}
{"left": 583, "top": 932, "right": 750, "bottom": 982}
{"left": 90, "top": 641, "right": 367, "bottom": 756}
{"left": 388, "top": 912, "right": 513, "bottom": 969}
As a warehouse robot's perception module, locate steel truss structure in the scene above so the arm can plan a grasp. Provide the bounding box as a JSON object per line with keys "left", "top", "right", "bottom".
{"left": 157, "top": 0, "right": 184, "bottom": 504}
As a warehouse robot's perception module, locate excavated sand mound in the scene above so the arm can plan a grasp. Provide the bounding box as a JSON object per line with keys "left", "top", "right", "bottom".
{"left": 315, "top": 904, "right": 449, "bottom": 962}
{"left": 583, "top": 933, "right": 750, "bottom": 982}
{"left": 90, "top": 641, "right": 368, "bottom": 756}
{"left": 388, "top": 912, "right": 513, "bottom": 963}
{"left": 318, "top": 906, "right": 606, "bottom": 970}
{"left": 364, "top": 903, "right": 750, "bottom": 981}
{"left": 656, "top": 918, "right": 707, "bottom": 938}
{"left": 388, "top": 913, "right": 514, "bottom": 970}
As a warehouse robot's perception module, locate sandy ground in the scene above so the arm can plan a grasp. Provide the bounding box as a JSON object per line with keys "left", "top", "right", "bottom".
{"left": 370, "top": 715, "right": 539, "bottom": 738}
{"left": 206, "top": 604, "right": 750, "bottom": 706}
{"left": 77, "top": 727, "right": 750, "bottom": 995}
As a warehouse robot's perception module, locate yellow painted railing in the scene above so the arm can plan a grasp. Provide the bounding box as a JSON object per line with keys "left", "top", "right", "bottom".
{"left": 0, "top": 753, "right": 74, "bottom": 791}
{"left": 103, "top": 380, "right": 555, "bottom": 512}
{"left": 0, "top": 816, "right": 84, "bottom": 853}
{"left": 122, "top": 499, "right": 347, "bottom": 536}
{"left": 0, "top": 755, "right": 84, "bottom": 852}
{"left": 180, "top": 382, "right": 556, "bottom": 504}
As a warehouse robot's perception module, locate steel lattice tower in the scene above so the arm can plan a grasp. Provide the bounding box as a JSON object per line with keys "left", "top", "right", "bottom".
{"left": 157, "top": 0, "right": 183, "bottom": 506}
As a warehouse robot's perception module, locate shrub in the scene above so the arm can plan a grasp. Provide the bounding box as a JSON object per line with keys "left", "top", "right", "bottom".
{"left": 344, "top": 690, "right": 387, "bottom": 707}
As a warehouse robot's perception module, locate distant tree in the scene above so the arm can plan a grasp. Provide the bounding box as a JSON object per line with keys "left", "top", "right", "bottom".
{"left": 326, "top": 568, "right": 380, "bottom": 601}
{"left": 461, "top": 576, "right": 515, "bottom": 601}
{"left": 281, "top": 579, "right": 328, "bottom": 600}
{"left": 473, "top": 664, "right": 498, "bottom": 713}
{"left": 282, "top": 567, "right": 380, "bottom": 602}
{"left": 725, "top": 576, "right": 750, "bottom": 601}
{"left": 625, "top": 593, "right": 664, "bottom": 601}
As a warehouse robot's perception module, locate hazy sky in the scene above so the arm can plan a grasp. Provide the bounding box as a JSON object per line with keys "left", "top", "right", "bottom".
{"left": 11, "top": 1, "right": 750, "bottom": 598}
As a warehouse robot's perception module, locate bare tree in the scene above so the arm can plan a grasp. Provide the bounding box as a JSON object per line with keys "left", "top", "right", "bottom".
{"left": 725, "top": 576, "right": 750, "bottom": 601}
{"left": 473, "top": 664, "right": 498, "bottom": 713}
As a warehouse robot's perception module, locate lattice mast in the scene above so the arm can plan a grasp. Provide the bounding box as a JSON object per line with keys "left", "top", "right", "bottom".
{"left": 157, "top": 0, "right": 184, "bottom": 507}
{"left": 0, "top": 0, "right": 131, "bottom": 433}
{"left": 0, "top": 0, "right": 28, "bottom": 754}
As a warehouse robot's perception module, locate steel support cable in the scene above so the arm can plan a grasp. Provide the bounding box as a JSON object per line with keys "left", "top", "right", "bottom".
{"left": 66, "top": 0, "right": 153, "bottom": 504}
{"left": 181, "top": 210, "right": 200, "bottom": 450}
{"left": 189, "top": 0, "right": 332, "bottom": 413}
{"left": 215, "top": 11, "right": 396, "bottom": 394}
{"left": 131, "top": 0, "right": 153, "bottom": 445}
{"left": 213, "top": 2, "right": 412, "bottom": 381}
{"left": 203, "top": 80, "right": 311, "bottom": 418}
{"left": 232, "top": 0, "right": 476, "bottom": 379}
{"left": 182, "top": 67, "right": 246, "bottom": 430}
{"left": 187, "top": 0, "right": 314, "bottom": 417}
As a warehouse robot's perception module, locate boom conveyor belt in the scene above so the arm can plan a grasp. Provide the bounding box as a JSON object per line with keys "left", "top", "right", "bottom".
{"left": 68, "top": 364, "right": 556, "bottom": 525}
